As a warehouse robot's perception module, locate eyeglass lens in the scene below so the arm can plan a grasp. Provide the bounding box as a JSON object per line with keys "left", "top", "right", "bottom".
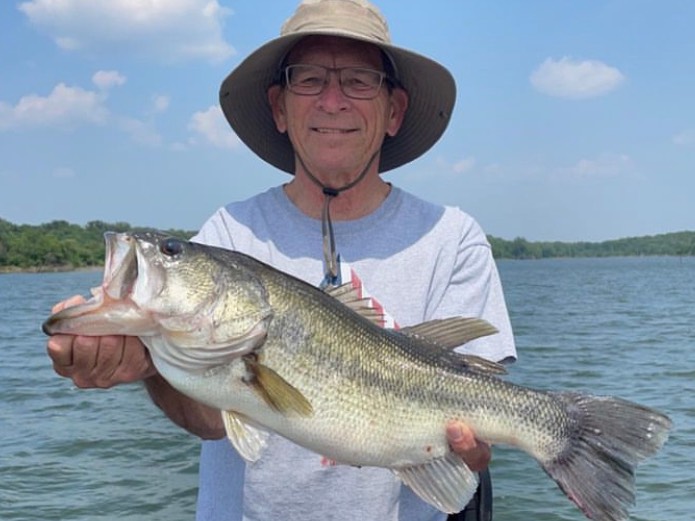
{"left": 285, "top": 64, "right": 385, "bottom": 99}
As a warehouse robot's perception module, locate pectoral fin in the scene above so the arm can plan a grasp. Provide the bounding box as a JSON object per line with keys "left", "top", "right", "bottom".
{"left": 393, "top": 452, "right": 479, "bottom": 514}
{"left": 243, "top": 356, "right": 313, "bottom": 417}
{"left": 221, "top": 410, "right": 270, "bottom": 462}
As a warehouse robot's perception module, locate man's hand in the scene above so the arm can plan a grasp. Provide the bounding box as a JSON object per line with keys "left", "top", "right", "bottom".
{"left": 446, "top": 421, "right": 490, "bottom": 472}
{"left": 46, "top": 295, "right": 156, "bottom": 388}
{"left": 46, "top": 295, "right": 223, "bottom": 439}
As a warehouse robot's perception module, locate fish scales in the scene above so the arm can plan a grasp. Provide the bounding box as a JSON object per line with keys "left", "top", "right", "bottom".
{"left": 247, "top": 260, "right": 570, "bottom": 461}
{"left": 42, "top": 231, "right": 673, "bottom": 521}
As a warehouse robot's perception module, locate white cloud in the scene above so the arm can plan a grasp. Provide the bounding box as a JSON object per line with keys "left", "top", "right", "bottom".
{"left": 530, "top": 57, "right": 625, "bottom": 99}
{"left": 0, "top": 83, "right": 109, "bottom": 130}
{"left": 151, "top": 95, "right": 171, "bottom": 113}
{"left": 673, "top": 129, "right": 695, "bottom": 146}
{"left": 18, "top": 0, "right": 235, "bottom": 63}
{"left": 0, "top": 73, "right": 165, "bottom": 149}
{"left": 452, "top": 157, "right": 476, "bottom": 174}
{"left": 92, "top": 70, "right": 126, "bottom": 90}
{"left": 117, "top": 117, "right": 163, "bottom": 147}
{"left": 560, "top": 153, "right": 633, "bottom": 178}
{"left": 397, "top": 155, "right": 479, "bottom": 184}
{"left": 188, "top": 105, "right": 240, "bottom": 149}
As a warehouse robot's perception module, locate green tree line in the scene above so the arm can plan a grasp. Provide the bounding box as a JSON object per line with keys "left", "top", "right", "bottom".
{"left": 1, "top": 218, "right": 694, "bottom": 271}
{"left": 488, "top": 231, "right": 695, "bottom": 259}
{"left": 0, "top": 219, "right": 195, "bottom": 271}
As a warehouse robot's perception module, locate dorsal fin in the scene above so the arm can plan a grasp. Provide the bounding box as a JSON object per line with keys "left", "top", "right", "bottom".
{"left": 451, "top": 353, "right": 507, "bottom": 375}
{"left": 400, "top": 317, "right": 498, "bottom": 348}
{"left": 325, "top": 283, "right": 385, "bottom": 325}
{"left": 399, "top": 317, "right": 507, "bottom": 375}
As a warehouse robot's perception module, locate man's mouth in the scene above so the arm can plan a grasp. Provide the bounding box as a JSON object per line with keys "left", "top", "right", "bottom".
{"left": 312, "top": 127, "right": 355, "bottom": 134}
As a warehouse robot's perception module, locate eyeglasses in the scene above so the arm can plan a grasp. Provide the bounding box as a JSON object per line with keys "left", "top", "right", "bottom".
{"left": 283, "top": 64, "right": 390, "bottom": 100}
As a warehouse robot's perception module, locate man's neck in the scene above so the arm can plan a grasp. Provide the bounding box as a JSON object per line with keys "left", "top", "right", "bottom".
{"left": 284, "top": 169, "right": 392, "bottom": 221}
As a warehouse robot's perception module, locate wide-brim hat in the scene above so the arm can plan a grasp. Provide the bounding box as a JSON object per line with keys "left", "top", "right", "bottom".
{"left": 219, "top": 0, "right": 456, "bottom": 174}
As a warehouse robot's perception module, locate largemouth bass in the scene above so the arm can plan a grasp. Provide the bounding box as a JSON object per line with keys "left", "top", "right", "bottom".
{"left": 42, "top": 231, "right": 672, "bottom": 521}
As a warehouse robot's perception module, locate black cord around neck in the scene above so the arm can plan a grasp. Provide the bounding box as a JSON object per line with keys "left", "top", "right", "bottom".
{"left": 295, "top": 151, "right": 379, "bottom": 286}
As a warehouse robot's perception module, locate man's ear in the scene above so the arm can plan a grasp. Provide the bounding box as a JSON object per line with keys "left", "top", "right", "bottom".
{"left": 268, "top": 85, "right": 287, "bottom": 133}
{"left": 385, "top": 88, "right": 408, "bottom": 137}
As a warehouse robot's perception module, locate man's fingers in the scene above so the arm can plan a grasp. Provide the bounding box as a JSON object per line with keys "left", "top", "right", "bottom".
{"left": 112, "top": 336, "right": 157, "bottom": 383}
{"left": 71, "top": 335, "right": 100, "bottom": 370}
{"left": 51, "top": 294, "right": 86, "bottom": 314}
{"left": 447, "top": 422, "right": 491, "bottom": 472}
{"left": 47, "top": 334, "right": 76, "bottom": 368}
{"left": 90, "top": 335, "right": 128, "bottom": 387}
{"left": 446, "top": 423, "right": 476, "bottom": 451}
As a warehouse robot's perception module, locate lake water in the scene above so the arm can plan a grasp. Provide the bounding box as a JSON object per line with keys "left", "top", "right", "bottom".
{"left": 1, "top": 257, "right": 693, "bottom": 521}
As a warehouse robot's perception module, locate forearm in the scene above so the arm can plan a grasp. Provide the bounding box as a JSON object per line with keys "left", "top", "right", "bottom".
{"left": 144, "top": 373, "right": 225, "bottom": 440}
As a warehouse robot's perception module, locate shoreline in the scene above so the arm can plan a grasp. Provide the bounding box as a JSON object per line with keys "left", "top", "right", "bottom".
{"left": 2, "top": 253, "right": 692, "bottom": 275}
{"left": 0, "top": 265, "right": 103, "bottom": 275}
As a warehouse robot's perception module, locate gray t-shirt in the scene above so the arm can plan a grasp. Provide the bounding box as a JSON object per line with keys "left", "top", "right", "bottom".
{"left": 193, "top": 185, "right": 516, "bottom": 521}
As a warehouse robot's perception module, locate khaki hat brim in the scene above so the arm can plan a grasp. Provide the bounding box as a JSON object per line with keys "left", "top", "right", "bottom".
{"left": 219, "top": 30, "right": 456, "bottom": 174}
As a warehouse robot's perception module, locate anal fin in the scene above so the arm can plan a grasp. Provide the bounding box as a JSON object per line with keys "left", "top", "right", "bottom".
{"left": 393, "top": 452, "right": 479, "bottom": 514}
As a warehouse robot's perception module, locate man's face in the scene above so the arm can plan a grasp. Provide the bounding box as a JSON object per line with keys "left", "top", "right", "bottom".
{"left": 268, "top": 36, "right": 407, "bottom": 176}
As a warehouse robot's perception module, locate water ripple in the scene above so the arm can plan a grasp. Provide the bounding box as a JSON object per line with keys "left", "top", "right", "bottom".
{"left": 2, "top": 258, "right": 693, "bottom": 520}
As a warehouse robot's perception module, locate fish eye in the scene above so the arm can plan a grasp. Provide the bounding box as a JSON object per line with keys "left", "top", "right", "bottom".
{"left": 160, "top": 238, "right": 184, "bottom": 257}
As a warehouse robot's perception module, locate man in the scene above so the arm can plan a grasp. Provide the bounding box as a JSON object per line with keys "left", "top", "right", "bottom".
{"left": 47, "top": 1, "right": 516, "bottom": 520}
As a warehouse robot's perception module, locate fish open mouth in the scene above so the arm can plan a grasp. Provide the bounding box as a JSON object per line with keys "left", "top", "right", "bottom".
{"left": 76, "top": 232, "right": 140, "bottom": 313}
{"left": 101, "top": 232, "right": 139, "bottom": 300}
{"left": 41, "top": 232, "right": 154, "bottom": 337}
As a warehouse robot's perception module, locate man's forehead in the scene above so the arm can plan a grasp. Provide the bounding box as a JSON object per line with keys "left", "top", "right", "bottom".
{"left": 287, "top": 35, "right": 383, "bottom": 66}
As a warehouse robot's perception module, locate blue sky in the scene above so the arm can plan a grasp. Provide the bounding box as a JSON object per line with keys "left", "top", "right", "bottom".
{"left": 1, "top": 0, "right": 694, "bottom": 242}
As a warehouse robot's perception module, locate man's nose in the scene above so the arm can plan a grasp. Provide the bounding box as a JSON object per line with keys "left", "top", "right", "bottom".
{"left": 317, "top": 72, "right": 350, "bottom": 109}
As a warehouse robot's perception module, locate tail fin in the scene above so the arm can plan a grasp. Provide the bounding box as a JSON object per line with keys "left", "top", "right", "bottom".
{"left": 542, "top": 392, "right": 672, "bottom": 521}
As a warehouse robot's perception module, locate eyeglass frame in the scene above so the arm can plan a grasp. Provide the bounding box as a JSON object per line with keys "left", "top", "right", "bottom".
{"left": 277, "top": 63, "right": 398, "bottom": 100}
